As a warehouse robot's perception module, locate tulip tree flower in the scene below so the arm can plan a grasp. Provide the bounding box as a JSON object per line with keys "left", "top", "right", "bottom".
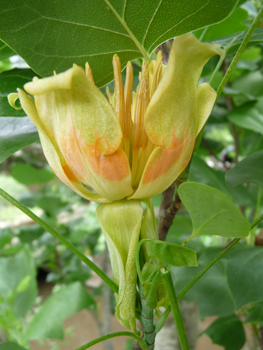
{"left": 9, "top": 33, "right": 223, "bottom": 332}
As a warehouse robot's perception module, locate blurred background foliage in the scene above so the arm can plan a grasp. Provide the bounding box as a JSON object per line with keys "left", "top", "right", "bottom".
{"left": 0, "top": 0, "right": 263, "bottom": 349}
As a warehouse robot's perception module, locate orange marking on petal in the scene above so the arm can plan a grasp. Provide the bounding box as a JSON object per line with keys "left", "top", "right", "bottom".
{"left": 142, "top": 138, "right": 194, "bottom": 184}
{"left": 84, "top": 146, "right": 131, "bottom": 182}
{"left": 62, "top": 164, "right": 79, "bottom": 182}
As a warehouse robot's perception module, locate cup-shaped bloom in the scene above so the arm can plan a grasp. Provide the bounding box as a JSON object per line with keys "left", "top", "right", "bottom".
{"left": 9, "top": 34, "right": 223, "bottom": 202}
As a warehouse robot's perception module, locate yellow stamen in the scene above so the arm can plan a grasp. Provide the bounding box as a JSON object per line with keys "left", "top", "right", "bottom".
{"left": 85, "top": 62, "right": 95, "bottom": 84}
{"left": 150, "top": 51, "right": 163, "bottom": 98}
{"left": 132, "top": 62, "right": 149, "bottom": 150}
{"left": 123, "top": 61, "right": 133, "bottom": 159}
{"left": 131, "top": 62, "right": 152, "bottom": 188}
{"left": 106, "top": 86, "right": 115, "bottom": 108}
{"left": 113, "top": 55, "right": 125, "bottom": 133}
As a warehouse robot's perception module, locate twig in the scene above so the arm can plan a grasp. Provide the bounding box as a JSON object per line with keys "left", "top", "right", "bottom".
{"left": 201, "top": 138, "right": 220, "bottom": 161}
{"left": 157, "top": 178, "right": 187, "bottom": 241}
{"left": 157, "top": 42, "right": 170, "bottom": 64}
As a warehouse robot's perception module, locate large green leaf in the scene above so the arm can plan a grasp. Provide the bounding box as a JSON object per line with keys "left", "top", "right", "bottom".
{"left": 0, "top": 40, "right": 15, "bottom": 60}
{"left": 148, "top": 240, "right": 197, "bottom": 267}
{"left": 0, "top": 117, "right": 38, "bottom": 164}
{"left": 25, "top": 282, "right": 95, "bottom": 340}
{"left": 226, "top": 150, "right": 263, "bottom": 188}
{"left": 201, "top": 314, "right": 246, "bottom": 350}
{"left": 226, "top": 246, "right": 263, "bottom": 310}
{"left": 214, "top": 28, "right": 263, "bottom": 54}
{"left": 245, "top": 302, "right": 263, "bottom": 324}
{"left": 231, "top": 72, "right": 263, "bottom": 101}
{"left": 195, "top": 7, "right": 248, "bottom": 42}
{"left": 178, "top": 182, "right": 251, "bottom": 243}
{"left": 0, "top": 342, "right": 29, "bottom": 350}
{"left": 172, "top": 248, "right": 236, "bottom": 318}
{"left": 228, "top": 99, "right": 263, "bottom": 134}
{"left": 0, "top": 0, "right": 238, "bottom": 86}
{"left": 0, "top": 69, "right": 36, "bottom": 117}
{"left": 189, "top": 154, "right": 254, "bottom": 206}
{"left": 10, "top": 163, "right": 55, "bottom": 185}
{"left": 0, "top": 246, "right": 37, "bottom": 318}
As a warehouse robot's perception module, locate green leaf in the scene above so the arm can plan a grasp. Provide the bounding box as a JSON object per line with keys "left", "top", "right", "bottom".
{"left": 201, "top": 314, "right": 246, "bottom": 350}
{"left": 0, "top": 0, "right": 238, "bottom": 86}
{"left": 195, "top": 7, "right": 248, "bottom": 42}
{"left": 226, "top": 246, "right": 263, "bottom": 310}
{"left": 231, "top": 72, "right": 263, "bottom": 102}
{"left": 178, "top": 182, "right": 251, "bottom": 242}
{"left": 16, "top": 275, "right": 31, "bottom": 293}
{"left": 228, "top": 99, "right": 263, "bottom": 134}
{"left": 226, "top": 150, "right": 263, "bottom": 188}
{"left": 214, "top": 28, "right": 263, "bottom": 54}
{"left": 0, "top": 246, "right": 37, "bottom": 317}
{"left": 0, "top": 40, "right": 15, "bottom": 60}
{"left": 0, "top": 229, "right": 12, "bottom": 249}
{"left": 245, "top": 302, "right": 263, "bottom": 324}
{"left": 189, "top": 154, "right": 254, "bottom": 207}
{"left": 149, "top": 240, "right": 197, "bottom": 267}
{"left": 25, "top": 282, "right": 95, "bottom": 340}
{"left": 0, "top": 117, "right": 38, "bottom": 164}
{"left": 0, "top": 69, "right": 37, "bottom": 117}
{"left": 0, "top": 342, "right": 29, "bottom": 350}
{"left": 10, "top": 163, "right": 55, "bottom": 185}
{"left": 172, "top": 248, "right": 236, "bottom": 318}
{"left": 17, "top": 225, "right": 45, "bottom": 243}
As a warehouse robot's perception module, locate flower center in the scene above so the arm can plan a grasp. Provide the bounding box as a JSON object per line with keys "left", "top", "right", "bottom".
{"left": 107, "top": 53, "right": 164, "bottom": 190}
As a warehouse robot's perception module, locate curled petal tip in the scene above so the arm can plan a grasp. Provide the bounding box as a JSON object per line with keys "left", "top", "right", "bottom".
{"left": 8, "top": 92, "right": 21, "bottom": 110}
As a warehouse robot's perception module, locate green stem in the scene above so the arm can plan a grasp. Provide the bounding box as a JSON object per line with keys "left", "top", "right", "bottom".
{"left": 199, "top": 26, "right": 209, "bottom": 41}
{"left": 136, "top": 239, "right": 152, "bottom": 285}
{"left": 75, "top": 331, "right": 148, "bottom": 350}
{"left": 251, "top": 213, "right": 263, "bottom": 230}
{"left": 0, "top": 188, "right": 118, "bottom": 294}
{"left": 209, "top": 55, "right": 224, "bottom": 85}
{"left": 156, "top": 213, "right": 263, "bottom": 332}
{"left": 216, "top": 5, "right": 263, "bottom": 100}
{"left": 139, "top": 282, "right": 155, "bottom": 349}
{"left": 162, "top": 270, "right": 190, "bottom": 350}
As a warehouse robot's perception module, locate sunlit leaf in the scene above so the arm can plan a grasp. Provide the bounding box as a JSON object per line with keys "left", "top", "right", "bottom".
{"left": 149, "top": 240, "right": 197, "bottom": 267}
{"left": 0, "top": 0, "right": 238, "bottom": 86}
{"left": 10, "top": 163, "right": 55, "bottom": 185}
{"left": 178, "top": 182, "right": 250, "bottom": 243}
{"left": 0, "top": 246, "right": 37, "bottom": 317}
{"left": 25, "top": 282, "right": 95, "bottom": 340}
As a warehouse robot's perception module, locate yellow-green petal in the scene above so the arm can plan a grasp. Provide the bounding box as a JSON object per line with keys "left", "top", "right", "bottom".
{"left": 17, "top": 88, "right": 109, "bottom": 203}
{"left": 96, "top": 200, "right": 143, "bottom": 334}
{"left": 145, "top": 33, "right": 223, "bottom": 150}
{"left": 131, "top": 141, "right": 193, "bottom": 200}
{"left": 24, "top": 66, "right": 133, "bottom": 200}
